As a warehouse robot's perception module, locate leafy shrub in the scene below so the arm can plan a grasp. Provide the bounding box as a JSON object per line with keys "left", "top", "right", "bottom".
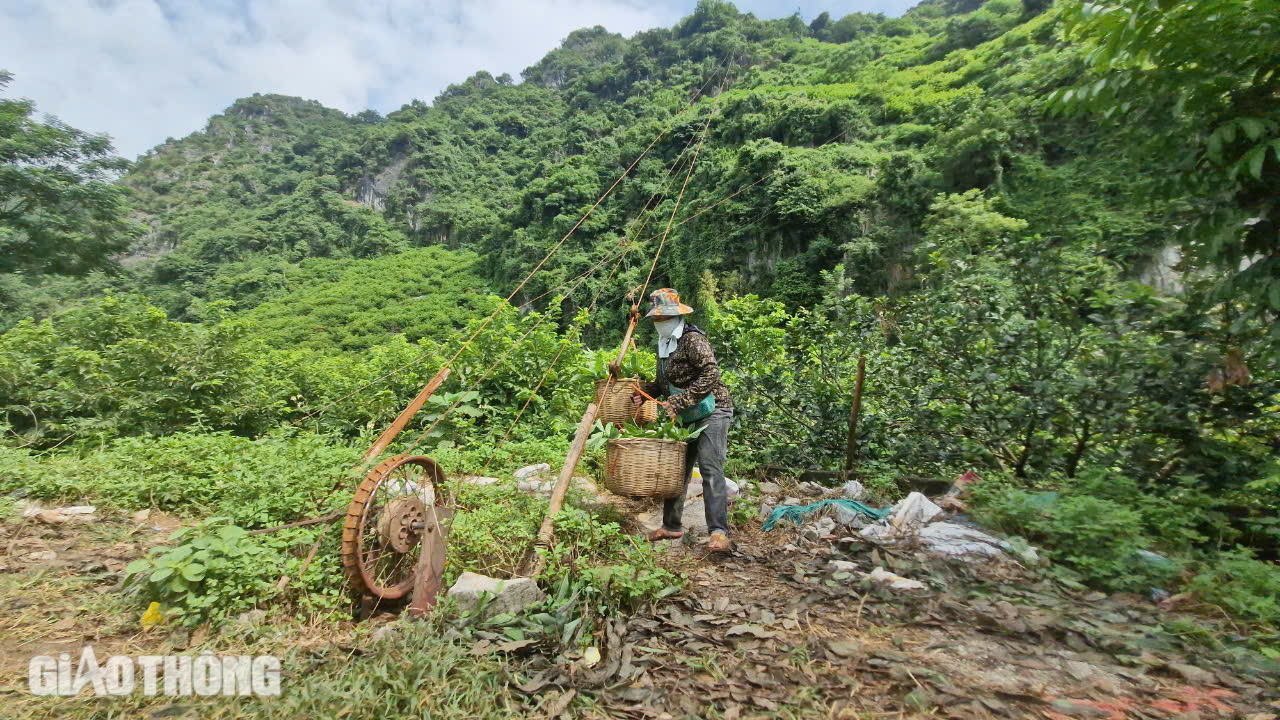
{"left": 971, "top": 476, "right": 1181, "bottom": 591}
{"left": 124, "top": 519, "right": 282, "bottom": 628}
{"left": 0, "top": 430, "right": 362, "bottom": 526}
{"left": 1188, "top": 548, "right": 1280, "bottom": 626}
{"left": 578, "top": 347, "right": 655, "bottom": 381}
{"left": 444, "top": 482, "right": 546, "bottom": 582}
{"left": 541, "top": 506, "right": 680, "bottom": 612}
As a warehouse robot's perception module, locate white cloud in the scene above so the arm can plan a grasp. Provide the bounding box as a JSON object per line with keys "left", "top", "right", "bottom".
{"left": 2, "top": 0, "right": 917, "bottom": 159}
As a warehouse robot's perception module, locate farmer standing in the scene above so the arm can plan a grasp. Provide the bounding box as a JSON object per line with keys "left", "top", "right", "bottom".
{"left": 633, "top": 288, "right": 735, "bottom": 552}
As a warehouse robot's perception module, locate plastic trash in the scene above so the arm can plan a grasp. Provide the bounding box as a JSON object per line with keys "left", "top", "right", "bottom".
{"left": 839, "top": 480, "right": 866, "bottom": 500}
{"left": 889, "top": 492, "right": 943, "bottom": 532}
{"left": 141, "top": 602, "right": 164, "bottom": 630}
{"left": 762, "top": 499, "right": 890, "bottom": 532}
{"left": 1135, "top": 549, "right": 1174, "bottom": 568}
{"left": 944, "top": 470, "right": 982, "bottom": 499}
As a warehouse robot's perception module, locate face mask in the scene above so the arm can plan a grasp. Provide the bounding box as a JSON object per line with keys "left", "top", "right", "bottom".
{"left": 654, "top": 318, "right": 681, "bottom": 338}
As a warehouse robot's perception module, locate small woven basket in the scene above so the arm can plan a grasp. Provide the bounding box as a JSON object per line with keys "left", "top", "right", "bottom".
{"left": 594, "top": 378, "right": 657, "bottom": 426}
{"left": 604, "top": 437, "right": 687, "bottom": 499}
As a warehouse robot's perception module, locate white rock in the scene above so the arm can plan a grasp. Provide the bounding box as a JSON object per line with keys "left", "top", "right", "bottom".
{"left": 62, "top": 505, "right": 96, "bottom": 515}
{"left": 827, "top": 560, "right": 858, "bottom": 573}
{"left": 781, "top": 497, "right": 802, "bottom": 507}
{"left": 867, "top": 567, "right": 925, "bottom": 591}
{"left": 797, "top": 481, "right": 824, "bottom": 496}
{"left": 21, "top": 505, "right": 44, "bottom": 519}
{"left": 447, "top": 572, "right": 546, "bottom": 618}
{"left": 759, "top": 481, "right": 783, "bottom": 495}
{"left": 513, "top": 464, "right": 551, "bottom": 480}
{"left": 372, "top": 624, "right": 400, "bottom": 642}
{"left": 25, "top": 550, "right": 57, "bottom": 561}
{"left": 132, "top": 509, "right": 152, "bottom": 523}
{"left": 461, "top": 476, "right": 501, "bottom": 487}
{"left": 35, "top": 510, "right": 67, "bottom": 525}
{"left": 758, "top": 503, "right": 774, "bottom": 521}
{"left": 814, "top": 516, "right": 837, "bottom": 538}
{"left": 236, "top": 609, "right": 267, "bottom": 626}
{"left": 839, "top": 480, "right": 866, "bottom": 500}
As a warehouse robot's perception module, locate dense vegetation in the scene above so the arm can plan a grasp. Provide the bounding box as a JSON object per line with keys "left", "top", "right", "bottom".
{"left": 1, "top": 0, "right": 1276, "bottom": 640}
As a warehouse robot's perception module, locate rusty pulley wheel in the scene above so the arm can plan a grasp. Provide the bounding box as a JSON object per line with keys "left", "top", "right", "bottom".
{"left": 341, "top": 454, "right": 449, "bottom": 601}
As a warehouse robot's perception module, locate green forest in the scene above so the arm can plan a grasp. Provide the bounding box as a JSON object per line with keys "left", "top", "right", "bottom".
{"left": 1, "top": 0, "right": 1278, "bottom": 715}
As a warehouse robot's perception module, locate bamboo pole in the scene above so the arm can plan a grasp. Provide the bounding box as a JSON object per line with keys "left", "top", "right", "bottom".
{"left": 607, "top": 309, "right": 640, "bottom": 379}
{"left": 522, "top": 403, "right": 599, "bottom": 577}
{"left": 843, "top": 355, "right": 866, "bottom": 479}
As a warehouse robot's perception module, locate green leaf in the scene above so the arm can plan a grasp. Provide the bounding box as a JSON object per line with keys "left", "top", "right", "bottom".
{"left": 1246, "top": 144, "right": 1267, "bottom": 179}
{"left": 181, "top": 563, "right": 206, "bottom": 581}
{"left": 150, "top": 567, "right": 174, "bottom": 583}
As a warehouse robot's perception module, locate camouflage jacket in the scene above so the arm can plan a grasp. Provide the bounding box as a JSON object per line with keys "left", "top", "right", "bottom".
{"left": 638, "top": 324, "right": 733, "bottom": 415}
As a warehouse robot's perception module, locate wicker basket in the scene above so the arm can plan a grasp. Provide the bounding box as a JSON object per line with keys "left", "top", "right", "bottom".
{"left": 604, "top": 437, "right": 687, "bottom": 499}
{"left": 594, "top": 377, "right": 657, "bottom": 426}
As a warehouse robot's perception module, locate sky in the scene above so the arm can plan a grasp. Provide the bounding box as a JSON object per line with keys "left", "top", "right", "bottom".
{"left": 2, "top": 0, "right": 917, "bottom": 160}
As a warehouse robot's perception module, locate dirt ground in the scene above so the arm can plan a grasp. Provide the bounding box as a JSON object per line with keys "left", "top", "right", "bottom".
{"left": 581, "top": 527, "right": 1280, "bottom": 719}
{"left": 1, "top": 502, "right": 1277, "bottom": 719}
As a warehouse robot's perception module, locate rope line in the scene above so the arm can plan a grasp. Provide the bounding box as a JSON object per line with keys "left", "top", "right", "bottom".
{"left": 288, "top": 63, "right": 728, "bottom": 428}
{"left": 640, "top": 96, "right": 718, "bottom": 303}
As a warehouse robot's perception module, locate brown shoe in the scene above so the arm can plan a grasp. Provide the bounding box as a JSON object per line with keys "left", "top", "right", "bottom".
{"left": 647, "top": 527, "right": 683, "bottom": 541}
{"left": 707, "top": 531, "right": 731, "bottom": 552}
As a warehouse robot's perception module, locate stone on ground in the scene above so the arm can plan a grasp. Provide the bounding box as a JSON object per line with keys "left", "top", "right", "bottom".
{"left": 867, "top": 567, "right": 925, "bottom": 591}
{"left": 758, "top": 481, "right": 783, "bottom": 495}
{"left": 513, "top": 463, "right": 551, "bottom": 480}
{"left": 460, "top": 475, "right": 501, "bottom": 486}
{"left": 447, "top": 572, "right": 545, "bottom": 617}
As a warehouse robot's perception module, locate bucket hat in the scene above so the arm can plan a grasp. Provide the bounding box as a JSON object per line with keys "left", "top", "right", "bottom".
{"left": 645, "top": 288, "right": 694, "bottom": 318}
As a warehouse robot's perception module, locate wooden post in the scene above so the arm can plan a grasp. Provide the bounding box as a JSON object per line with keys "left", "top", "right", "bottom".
{"left": 843, "top": 355, "right": 866, "bottom": 479}
{"left": 521, "top": 403, "right": 599, "bottom": 577}
{"left": 360, "top": 366, "right": 451, "bottom": 465}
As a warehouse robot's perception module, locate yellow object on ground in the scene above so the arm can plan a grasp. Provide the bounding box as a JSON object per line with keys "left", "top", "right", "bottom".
{"left": 141, "top": 602, "right": 164, "bottom": 630}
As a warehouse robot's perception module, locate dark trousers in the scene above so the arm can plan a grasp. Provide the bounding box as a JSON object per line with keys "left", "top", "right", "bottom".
{"left": 663, "top": 406, "right": 733, "bottom": 535}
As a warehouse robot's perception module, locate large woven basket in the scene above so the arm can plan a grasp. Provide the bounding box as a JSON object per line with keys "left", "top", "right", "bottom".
{"left": 604, "top": 437, "right": 687, "bottom": 499}
{"left": 594, "top": 377, "right": 657, "bottom": 426}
